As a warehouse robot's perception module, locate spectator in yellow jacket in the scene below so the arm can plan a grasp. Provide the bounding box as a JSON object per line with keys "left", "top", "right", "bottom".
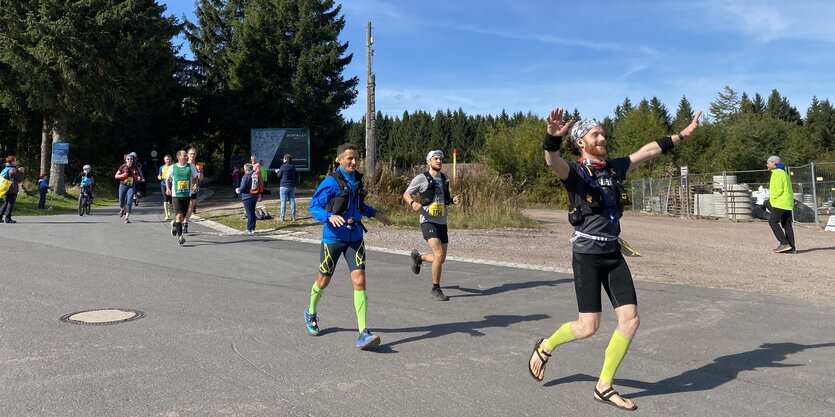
{"left": 766, "top": 155, "right": 795, "bottom": 253}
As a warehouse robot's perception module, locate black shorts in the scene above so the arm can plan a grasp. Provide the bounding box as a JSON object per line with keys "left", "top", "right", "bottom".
{"left": 572, "top": 251, "right": 637, "bottom": 313}
{"left": 319, "top": 240, "right": 366, "bottom": 276}
{"left": 160, "top": 185, "right": 172, "bottom": 203}
{"left": 172, "top": 197, "right": 190, "bottom": 217}
{"left": 189, "top": 193, "right": 197, "bottom": 200}
{"left": 421, "top": 222, "right": 449, "bottom": 244}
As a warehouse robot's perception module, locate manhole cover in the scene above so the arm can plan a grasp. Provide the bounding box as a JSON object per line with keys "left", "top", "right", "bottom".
{"left": 60, "top": 308, "right": 145, "bottom": 325}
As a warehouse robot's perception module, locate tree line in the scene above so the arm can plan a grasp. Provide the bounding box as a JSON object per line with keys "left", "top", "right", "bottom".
{"left": 1, "top": 0, "right": 356, "bottom": 194}
{"left": 346, "top": 87, "right": 835, "bottom": 184}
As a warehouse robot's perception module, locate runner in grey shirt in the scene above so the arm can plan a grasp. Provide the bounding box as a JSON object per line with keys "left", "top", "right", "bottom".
{"left": 403, "top": 150, "right": 461, "bottom": 301}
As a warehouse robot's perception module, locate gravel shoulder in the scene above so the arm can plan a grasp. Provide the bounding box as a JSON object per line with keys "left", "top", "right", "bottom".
{"left": 200, "top": 195, "right": 835, "bottom": 302}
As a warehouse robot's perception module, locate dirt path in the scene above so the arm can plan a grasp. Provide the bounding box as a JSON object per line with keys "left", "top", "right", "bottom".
{"left": 199, "top": 194, "right": 835, "bottom": 302}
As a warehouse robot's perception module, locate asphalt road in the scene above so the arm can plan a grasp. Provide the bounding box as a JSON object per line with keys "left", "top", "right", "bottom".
{"left": 2, "top": 198, "right": 834, "bottom": 417}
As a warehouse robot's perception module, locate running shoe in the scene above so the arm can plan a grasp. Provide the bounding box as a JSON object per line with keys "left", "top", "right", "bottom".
{"left": 356, "top": 329, "right": 381, "bottom": 350}
{"left": 4, "top": 219, "right": 15, "bottom": 224}
{"left": 773, "top": 244, "right": 792, "bottom": 253}
{"left": 431, "top": 287, "right": 449, "bottom": 301}
{"left": 164, "top": 214, "right": 170, "bottom": 221}
{"left": 171, "top": 222, "right": 177, "bottom": 236}
{"left": 119, "top": 208, "right": 125, "bottom": 217}
{"left": 183, "top": 223, "right": 189, "bottom": 233}
{"left": 410, "top": 250, "right": 422, "bottom": 274}
{"left": 124, "top": 218, "right": 130, "bottom": 224}
{"left": 304, "top": 308, "right": 320, "bottom": 336}
{"left": 177, "top": 235, "right": 185, "bottom": 245}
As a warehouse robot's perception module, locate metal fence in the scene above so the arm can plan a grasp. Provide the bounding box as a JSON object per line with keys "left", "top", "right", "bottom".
{"left": 630, "top": 162, "right": 835, "bottom": 227}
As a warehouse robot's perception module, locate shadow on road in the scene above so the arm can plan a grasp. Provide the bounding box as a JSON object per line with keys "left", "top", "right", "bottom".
{"left": 445, "top": 278, "right": 573, "bottom": 299}
{"left": 795, "top": 246, "right": 835, "bottom": 254}
{"left": 378, "top": 314, "right": 550, "bottom": 348}
{"left": 544, "top": 341, "right": 835, "bottom": 399}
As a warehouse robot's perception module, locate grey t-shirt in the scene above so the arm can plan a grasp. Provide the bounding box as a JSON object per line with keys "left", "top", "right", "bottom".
{"left": 405, "top": 173, "right": 447, "bottom": 225}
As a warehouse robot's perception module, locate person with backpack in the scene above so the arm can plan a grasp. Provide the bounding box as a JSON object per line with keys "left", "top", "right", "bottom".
{"left": 526, "top": 107, "right": 702, "bottom": 412}
{"left": 402, "top": 150, "right": 462, "bottom": 301}
{"left": 239, "top": 163, "right": 259, "bottom": 235}
{"left": 304, "top": 143, "right": 392, "bottom": 350}
{"left": 0, "top": 156, "right": 26, "bottom": 223}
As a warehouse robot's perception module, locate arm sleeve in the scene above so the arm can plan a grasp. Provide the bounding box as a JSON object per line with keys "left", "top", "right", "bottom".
{"left": 309, "top": 178, "right": 336, "bottom": 224}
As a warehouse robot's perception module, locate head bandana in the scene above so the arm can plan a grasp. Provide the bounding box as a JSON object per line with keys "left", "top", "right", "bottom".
{"left": 426, "top": 150, "right": 445, "bottom": 161}
{"left": 570, "top": 119, "right": 601, "bottom": 145}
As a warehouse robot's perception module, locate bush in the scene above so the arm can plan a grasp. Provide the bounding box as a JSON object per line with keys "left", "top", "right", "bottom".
{"left": 365, "top": 163, "right": 539, "bottom": 229}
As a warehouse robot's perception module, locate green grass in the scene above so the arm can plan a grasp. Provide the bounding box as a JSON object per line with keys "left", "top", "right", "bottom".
{"left": 10, "top": 186, "right": 118, "bottom": 216}
{"left": 198, "top": 184, "right": 319, "bottom": 232}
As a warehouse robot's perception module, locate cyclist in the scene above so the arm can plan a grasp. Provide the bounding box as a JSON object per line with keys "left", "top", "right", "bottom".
{"left": 74, "top": 164, "right": 95, "bottom": 204}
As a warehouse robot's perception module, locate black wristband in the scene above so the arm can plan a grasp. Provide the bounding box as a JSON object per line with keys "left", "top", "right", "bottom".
{"left": 542, "top": 133, "right": 562, "bottom": 152}
{"left": 656, "top": 136, "right": 675, "bottom": 154}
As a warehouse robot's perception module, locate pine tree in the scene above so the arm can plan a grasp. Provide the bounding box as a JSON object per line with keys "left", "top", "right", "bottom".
{"left": 709, "top": 86, "right": 740, "bottom": 124}
{"left": 764, "top": 89, "right": 802, "bottom": 125}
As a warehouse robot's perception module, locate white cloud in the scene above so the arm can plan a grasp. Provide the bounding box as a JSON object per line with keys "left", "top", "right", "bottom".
{"left": 692, "top": 0, "right": 835, "bottom": 43}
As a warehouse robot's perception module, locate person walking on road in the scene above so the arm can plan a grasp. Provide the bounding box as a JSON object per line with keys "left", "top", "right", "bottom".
{"left": 0, "top": 156, "right": 26, "bottom": 223}
{"left": 158, "top": 154, "right": 173, "bottom": 220}
{"left": 527, "top": 107, "right": 702, "bottom": 412}
{"left": 766, "top": 155, "right": 795, "bottom": 253}
{"left": 403, "top": 149, "right": 461, "bottom": 301}
{"left": 275, "top": 154, "right": 298, "bottom": 221}
{"left": 165, "top": 150, "right": 199, "bottom": 245}
{"left": 304, "top": 143, "right": 392, "bottom": 350}
{"left": 183, "top": 147, "right": 203, "bottom": 233}
{"left": 114, "top": 154, "right": 141, "bottom": 223}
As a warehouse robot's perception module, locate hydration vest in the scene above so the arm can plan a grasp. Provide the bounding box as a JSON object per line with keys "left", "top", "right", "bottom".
{"left": 419, "top": 172, "right": 452, "bottom": 206}
{"left": 567, "top": 163, "right": 630, "bottom": 226}
{"left": 325, "top": 170, "right": 367, "bottom": 215}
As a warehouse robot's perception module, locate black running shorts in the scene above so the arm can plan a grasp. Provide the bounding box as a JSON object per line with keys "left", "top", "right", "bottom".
{"left": 172, "top": 197, "right": 190, "bottom": 217}
{"left": 572, "top": 251, "right": 637, "bottom": 313}
{"left": 319, "top": 240, "right": 366, "bottom": 276}
{"left": 421, "top": 222, "right": 449, "bottom": 244}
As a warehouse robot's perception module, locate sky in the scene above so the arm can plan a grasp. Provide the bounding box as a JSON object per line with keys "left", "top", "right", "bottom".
{"left": 161, "top": 0, "right": 835, "bottom": 123}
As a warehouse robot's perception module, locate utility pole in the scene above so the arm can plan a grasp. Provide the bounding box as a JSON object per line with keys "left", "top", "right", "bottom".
{"left": 365, "top": 21, "right": 376, "bottom": 176}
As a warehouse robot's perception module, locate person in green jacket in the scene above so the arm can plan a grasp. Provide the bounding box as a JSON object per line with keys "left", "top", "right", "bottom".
{"left": 766, "top": 155, "right": 795, "bottom": 253}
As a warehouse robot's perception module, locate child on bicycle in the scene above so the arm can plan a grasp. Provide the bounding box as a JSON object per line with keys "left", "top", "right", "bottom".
{"left": 74, "top": 165, "right": 95, "bottom": 203}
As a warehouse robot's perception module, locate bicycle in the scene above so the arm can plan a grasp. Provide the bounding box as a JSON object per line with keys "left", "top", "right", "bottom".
{"left": 78, "top": 186, "right": 92, "bottom": 216}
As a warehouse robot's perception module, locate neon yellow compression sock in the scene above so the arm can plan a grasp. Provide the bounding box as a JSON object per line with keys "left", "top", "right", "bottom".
{"left": 542, "top": 322, "right": 575, "bottom": 352}
{"left": 600, "top": 330, "right": 631, "bottom": 384}
{"left": 354, "top": 290, "right": 367, "bottom": 331}
{"left": 308, "top": 283, "right": 323, "bottom": 314}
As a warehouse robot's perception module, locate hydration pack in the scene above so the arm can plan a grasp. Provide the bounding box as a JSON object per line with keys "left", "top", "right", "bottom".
{"left": 419, "top": 172, "right": 452, "bottom": 206}
{"left": 567, "top": 163, "right": 630, "bottom": 226}
{"left": 325, "top": 170, "right": 366, "bottom": 215}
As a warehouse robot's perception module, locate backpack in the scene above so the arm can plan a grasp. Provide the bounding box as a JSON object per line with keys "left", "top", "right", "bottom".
{"left": 250, "top": 172, "right": 263, "bottom": 194}
{"left": 255, "top": 205, "right": 272, "bottom": 220}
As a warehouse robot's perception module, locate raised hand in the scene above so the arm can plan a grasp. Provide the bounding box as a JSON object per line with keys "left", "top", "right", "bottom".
{"left": 681, "top": 111, "right": 703, "bottom": 138}
{"left": 546, "top": 107, "right": 574, "bottom": 137}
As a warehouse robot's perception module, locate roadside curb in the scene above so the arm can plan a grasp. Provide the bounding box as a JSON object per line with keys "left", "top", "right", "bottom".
{"left": 190, "top": 212, "right": 574, "bottom": 275}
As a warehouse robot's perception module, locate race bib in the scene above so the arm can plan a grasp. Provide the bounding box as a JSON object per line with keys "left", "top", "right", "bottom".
{"left": 176, "top": 180, "right": 190, "bottom": 194}
{"left": 428, "top": 202, "right": 444, "bottom": 217}
{"left": 124, "top": 177, "right": 134, "bottom": 186}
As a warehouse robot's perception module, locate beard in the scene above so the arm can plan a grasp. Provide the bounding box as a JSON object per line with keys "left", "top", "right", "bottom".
{"left": 586, "top": 144, "right": 607, "bottom": 159}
